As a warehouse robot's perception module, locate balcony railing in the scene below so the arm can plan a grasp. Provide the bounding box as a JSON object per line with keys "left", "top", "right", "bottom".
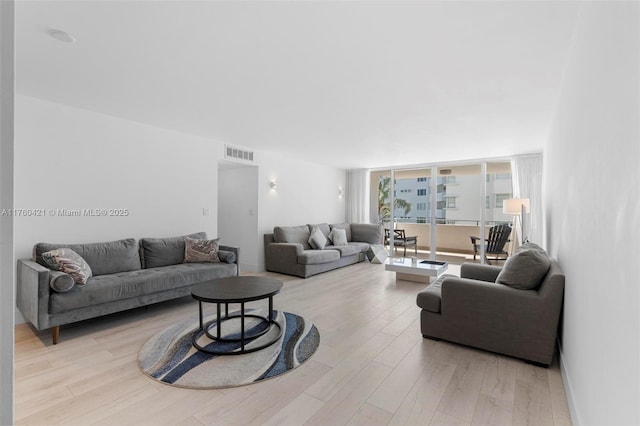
{"left": 391, "top": 218, "right": 511, "bottom": 226}
{"left": 384, "top": 221, "right": 515, "bottom": 255}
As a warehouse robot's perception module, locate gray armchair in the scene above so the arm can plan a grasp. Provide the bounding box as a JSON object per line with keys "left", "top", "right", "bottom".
{"left": 416, "top": 257, "right": 565, "bottom": 366}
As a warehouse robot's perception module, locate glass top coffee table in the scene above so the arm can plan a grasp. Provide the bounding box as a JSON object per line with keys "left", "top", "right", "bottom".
{"left": 384, "top": 257, "right": 448, "bottom": 283}
{"left": 191, "top": 276, "right": 283, "bottom": 355}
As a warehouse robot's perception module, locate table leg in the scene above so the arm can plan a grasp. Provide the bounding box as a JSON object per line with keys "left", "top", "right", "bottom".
{"left": 241, "top": 302, "right": 245, "bottom": 351}
{"left": 269, "top": 296, "right": 273, "bottom": 322}
{"left": 199, "top": 301, "right": 203, "bottom": 330}
{"left": 217, "top": 303, "right": 221, "bottom": 339}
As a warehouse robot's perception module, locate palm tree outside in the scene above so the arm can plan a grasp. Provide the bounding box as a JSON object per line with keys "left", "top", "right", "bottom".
{"left": 377, "top": 176, "right": 411, "bottom": 224}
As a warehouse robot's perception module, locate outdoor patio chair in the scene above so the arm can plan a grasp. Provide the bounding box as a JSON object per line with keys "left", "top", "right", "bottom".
{"left": 384, "top": 228, "right": 418, "bottom": 256}
{"left": 469, "top": 224, "right": 512, "bottom": 265}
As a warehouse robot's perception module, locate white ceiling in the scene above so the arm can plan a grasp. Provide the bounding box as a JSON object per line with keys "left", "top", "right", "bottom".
{"left": 16, "top": 1, "right": 580, "bottom": 170}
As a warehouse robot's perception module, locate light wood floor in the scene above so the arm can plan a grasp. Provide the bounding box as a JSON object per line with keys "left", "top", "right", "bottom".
{"left": 14, "top": 262, "right": 572, "bottom": 425}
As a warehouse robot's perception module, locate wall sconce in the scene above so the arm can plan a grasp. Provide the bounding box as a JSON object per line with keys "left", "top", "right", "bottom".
{"left": 338, "top": 187, "right": 344, "bottom": 199}
{"left": 270, "top": 181, "right": 278, "bottom": 190}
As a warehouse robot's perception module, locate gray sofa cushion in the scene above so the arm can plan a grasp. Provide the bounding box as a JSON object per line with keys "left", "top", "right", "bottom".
{"left": 324, "top": 245, "right": 359, "bottom": 257}
{"left": 273, "top": 225, "right": 312, "bottom": 249}
{"left": 297, "top": 249, "right": 340, "bottom": 265}
{"left": 172, "top": 262, "right": 238, "bottom": 284}
{"left": 351, "top": 223, "right": 384, "bottom": 244}
{"left": 140, "top": 232, "right": 206, "bottom": 268}
{"left": 496, "top": 249, "right": 551, "bottom": 290}
{"left": 49, "top": 262, "right": 237, "bottom": 313}
{"left": 330, "top": 223, "right": 352, "bottom": 241}
{"left": 50, "top": 267, "right": 185, "bottom": 313}
{"left": 34, "top": 238, "right": 141, "bottom": 276}
{"left": 347, "top": 242, "right": 371, "bottom": 253}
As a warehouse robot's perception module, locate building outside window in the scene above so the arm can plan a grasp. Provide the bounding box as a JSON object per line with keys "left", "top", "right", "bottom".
{"left": 495, "top": 193, "right": 511, "bottom": 208}
{"left": 375, "top": 165, "right": 511, "bottom": 226}
{"left": 445, "top": 196, "right": 456, "bottom": 208}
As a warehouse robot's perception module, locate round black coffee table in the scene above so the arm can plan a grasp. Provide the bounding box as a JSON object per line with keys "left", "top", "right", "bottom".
{"left": 191, "top": 276, "right": 283, "bottom": 355}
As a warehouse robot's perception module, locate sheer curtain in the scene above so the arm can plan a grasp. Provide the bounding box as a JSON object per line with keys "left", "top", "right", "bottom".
{"left": 345, "top": 169, "right": 370, "bottom": 224}
{"left": 511, "top": 154, "right": 543, "bottom": 245}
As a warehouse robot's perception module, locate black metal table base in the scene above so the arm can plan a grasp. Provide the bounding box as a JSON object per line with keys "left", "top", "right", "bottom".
{"left": 192, "top": 297, "right": 283, "bottom": 356}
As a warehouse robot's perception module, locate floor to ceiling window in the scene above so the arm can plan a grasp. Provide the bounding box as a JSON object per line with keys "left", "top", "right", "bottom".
{"left": 371, "top": 160, "right": 513, "bottom": 264}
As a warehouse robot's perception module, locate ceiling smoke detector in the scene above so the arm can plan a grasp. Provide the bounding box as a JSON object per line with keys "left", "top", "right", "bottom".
{"left": 48, "top": 29, "right": 76, "bottom": 43}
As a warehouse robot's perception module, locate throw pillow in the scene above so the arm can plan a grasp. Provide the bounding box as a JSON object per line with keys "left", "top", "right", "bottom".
{"left": 49, "top": 270, "right": 75, "bottom": 293}
{"left": 330, "top": 223, "right": 352, "bottom": 242}
{"left": 515, "top": 242, "right": 546, "bottom": 254}
{"left": 308, "top": 226, "right": 328, "bottom": 250}
{"left": 184, "top": 237, "right": 220, "bottom": 263}
{"left": 496, "top": 249, "right": 551, "bottom": 290}
{"left": 218, "top": 250, "right": 236, "bottom": 264}
{"left": 42, "top": 248, "right": 92, "bottom": 285}
{"left": 328, "top": 228, "right": 348, "bottom": 246}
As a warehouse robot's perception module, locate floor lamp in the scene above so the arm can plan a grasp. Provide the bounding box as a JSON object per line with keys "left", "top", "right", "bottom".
{"left": 503, "top": 198, "right": 530, "bottom": 253}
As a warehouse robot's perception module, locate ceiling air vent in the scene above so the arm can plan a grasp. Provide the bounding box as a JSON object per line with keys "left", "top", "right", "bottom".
{"left": 224, "top": 145, "right": 254, "bottom": 162}
{"left": 440, "top": 169, "right": 452, "bottom": 175}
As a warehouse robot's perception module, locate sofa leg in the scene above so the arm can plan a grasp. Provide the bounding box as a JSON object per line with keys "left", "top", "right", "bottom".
{"left": 52, "top": 326, "right": 60, "bottom": 345}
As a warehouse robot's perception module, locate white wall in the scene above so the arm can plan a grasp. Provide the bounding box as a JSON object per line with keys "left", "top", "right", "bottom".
{"left": 218, "top": 165, "right": 259, "bottom": 272}
{"left": 14, "top": 95, "right": 223, "bottom": 259}
{"left": 15, "top": 95, "right": 347, "bottom": 316}
{"left": 0, "top": 1, "right": 14, "bottom": 423}
{"left": 220, "top": 154, "right": 346, "bottom": 272}
{"left": 13, "top": 95, "right": 225, "bottom": 323}
{"left": 258, "top": 151, "right": 345, "bottom": 269}
{"left": 544, "top": 2, "right": 639, "bottom": 425}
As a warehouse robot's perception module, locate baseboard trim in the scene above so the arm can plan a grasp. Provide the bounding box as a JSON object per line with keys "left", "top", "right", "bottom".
{"left": 558, "top": 340, "right": 582, "bottom": 426}
{"left": 238, "top": 262, "right": 260, "bottom": 273}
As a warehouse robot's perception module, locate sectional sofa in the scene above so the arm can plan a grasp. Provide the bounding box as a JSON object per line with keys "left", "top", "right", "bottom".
{"left": 264, "top": 222, "right": 384, "bottom": 278}
{"left": 17, "top": 232, "right": 238, "bottom": 344}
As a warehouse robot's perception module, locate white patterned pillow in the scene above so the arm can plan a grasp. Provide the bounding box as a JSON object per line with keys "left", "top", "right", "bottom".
{"left": 42, "top": 248, "right": 92, "bottom": 285}
{"left": 184, "top": 237, "right": 220, "bottom": 263}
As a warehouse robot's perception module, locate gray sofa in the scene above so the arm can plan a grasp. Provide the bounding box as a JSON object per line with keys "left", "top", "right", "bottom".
{"left": 417, "top": 243, "right": 564, "bottom": 366}
{"left": 264, "top": 222, "right": 383, "bottom": 278}
{"left": 17, "top": 232, "right": 239, "bottom": 344}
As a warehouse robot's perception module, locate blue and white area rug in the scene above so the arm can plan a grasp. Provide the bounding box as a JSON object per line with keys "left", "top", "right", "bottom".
{"left": 138, "top": 309, "right": 320, "bottom": 389}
